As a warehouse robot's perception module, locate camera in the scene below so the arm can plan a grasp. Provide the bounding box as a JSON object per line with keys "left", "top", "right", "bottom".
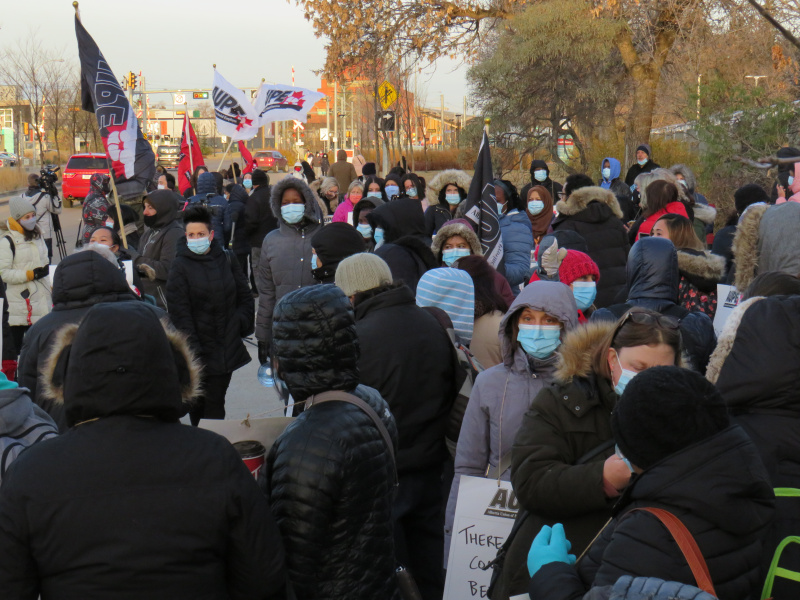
{"left": 38, "top": 165, "right": 60, "bottom": 199}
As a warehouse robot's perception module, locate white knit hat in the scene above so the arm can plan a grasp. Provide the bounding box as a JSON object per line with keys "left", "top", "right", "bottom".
{"left": 335, "top": 253, "right": 393, "bottom": 296}
{"left": 9, "top": 196, "right": 35, "bottom": 222}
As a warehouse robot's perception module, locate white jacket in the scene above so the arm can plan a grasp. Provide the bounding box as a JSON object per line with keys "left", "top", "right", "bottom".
{"left": 22, "top": 190, "right": 62, "bottom": 240}
{"left": 0, "top": 222, "right": 52, "bottom": 326}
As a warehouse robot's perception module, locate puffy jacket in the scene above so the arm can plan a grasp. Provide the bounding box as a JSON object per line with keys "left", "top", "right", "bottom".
{"left": 331, "top": 195, "right": 355, "bottom": 223}
{"left": 552, "top": 187, "right": 629, "bottom": 308}
{"left": 0, "top": 220, "right": 51, "bottom": 327}
{"left": 584, "top": 576, "right": 719, "bottom": 600}
{"left": 592, "top": 237, "right": 716, "bottom": 373}
{"left": 18, "top": 250, "right": 142, "bottom": 431}
{"left": 707, "top": 295, "right": 800, "bottom": 599}
{"left": 530, "top": 426, "right": 774, "bottom": 600}
{"left": 189, "top": 172, "right": 227, "bottom": 242}
{"left": 255, "top": 177, "right": 321, "bottom": 345}
{"left": 499, "top": 208, "right": 534, "bottom": 292}
{"left": 491, "top": 320, "right": 619, "bottom": 600}
{"left": 520, "top": 160, "right": 563, "bottom": 208}
{"left": 225, "top": 184, "right": 250, "bottom": 256}
{"left": 267, "top": 284, "right": 400, "bottom": 600}
{"left": 0, "top": 302, "right": 286, "bottom": 600}
{"left": 244, "top": 183, "right": 277, "bottom": 249}
{"left": 446, "top": 281, "right": 578, "bottom": 563}
{"left": 134, "top": 190, "right": 185, "bottom": 309}
{"left": 636, "top": 202, "right": 688, "bottom": 241}
{"left": 676, "top": 248, "right": 725, "bottom": 317}
{"left": 166, "top": 237, "right": 253, "bottom": 375}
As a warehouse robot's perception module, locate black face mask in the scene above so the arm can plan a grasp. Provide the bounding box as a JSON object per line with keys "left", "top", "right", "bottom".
{"left": 143, "top": 214, "right": 158, "bottom": 227}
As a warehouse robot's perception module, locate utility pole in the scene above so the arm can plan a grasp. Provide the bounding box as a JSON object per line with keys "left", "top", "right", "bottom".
{"left": 333, "top": 81, "right": 338, "bottom": 153}
{"left": 440, "top": 94, "right": 445, "bottom": 149}
{"left": 325, "top": 94, "right": 330, "bottom": 154}
{"left": 142, "top": 73, "right": 148, "bottom": 142}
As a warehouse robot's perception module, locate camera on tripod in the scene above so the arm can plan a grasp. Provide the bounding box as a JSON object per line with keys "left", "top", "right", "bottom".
{"left": 37, "top": 165, "right": 60, "bottom": 198}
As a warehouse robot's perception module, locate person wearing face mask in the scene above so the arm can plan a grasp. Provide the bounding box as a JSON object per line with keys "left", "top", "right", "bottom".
{"left": 520, "top": 160, "right": 563, "bottom": 209}
{"left": 530, "top": 247, "right": 601, "bottom": 323}
{"left": 255, "top": 177, "right": 322, "bottom": 368}
{"left": 490, "top": 308, "right": 683, "bottom": 600}
{"left": 156, "top": 172, "right": 176, "bottom": 192}
{"left": 242, "top": 172, "right": 253, "bottom": 194}
{"left": 401, "top": 173, "right": 428, "bottom": 210}
{"left": 599, "top": 157, "right": 621, "bottom": 190}
{"left": 424, "top": 169, "right": 471, "bottom": 236}
{"left": 166, "top": 205, "right": 253, "bottom": 426}
{"left": 624, "top": 144, "right": 660, "bottom": 186}
{"left": 133, "top": 190, "right": 185, "bottom": 309}
{"left": 332, "top": 180, "right": 364, "bottom": 224}
{"left": 384, "top": 174, "right": 402, "bottom": 201}
{"left": 525, "top": 185, "right": 554, "bottom": 246}
{"left": 88, "top": 226, "right": 144, "bottom": 296}
{"left": 310, "top": 176, "right": 340, "bottom": 217}
{"left": 445, "top": 281, "right": 578, "bottom": 564}
{"left": 309, "top": 222, "right": 365, "bottom": 284}
{"left": 352, "top": 195, "right": 383, "bottom": 252}
{"left": 0, "top": 197, "right": 52, "bottom": 352}
{"left": 492, "top": 179, "right": 534, "bottom": 294}
{"left": 80, "top": 173, "right": 113, "bottom": 246}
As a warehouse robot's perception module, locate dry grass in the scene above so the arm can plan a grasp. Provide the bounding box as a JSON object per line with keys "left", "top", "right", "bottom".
{"left": 0, "top": 168, "right": 28, "bottom": 194}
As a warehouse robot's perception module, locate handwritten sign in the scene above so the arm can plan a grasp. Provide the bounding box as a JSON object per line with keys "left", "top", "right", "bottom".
{"left": 444, "top": 475, "right": 519, "bottom": 599}
{"left": 713, "top": 284, "right": 741, "bottom": 337}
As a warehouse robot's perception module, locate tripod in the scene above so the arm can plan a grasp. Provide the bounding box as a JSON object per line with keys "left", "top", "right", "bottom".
{"left": 52, "top": 211, "right": 67, "bottom": 260}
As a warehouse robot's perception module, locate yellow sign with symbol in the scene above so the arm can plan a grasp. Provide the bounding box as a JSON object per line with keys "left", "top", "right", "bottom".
{"left": 378, "top": 80, "right": 397, "bottom": 110}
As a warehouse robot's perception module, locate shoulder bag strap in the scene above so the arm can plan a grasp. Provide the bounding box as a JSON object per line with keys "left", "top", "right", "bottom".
{"left": 631, "top": 507, "right": 717, "bottom": 597}
{"left": 306, "top": 390, "right": 398, "bottom": 486}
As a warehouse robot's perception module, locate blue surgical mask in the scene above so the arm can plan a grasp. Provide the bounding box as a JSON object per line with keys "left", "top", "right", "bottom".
{"left": 243, "top": 179, "right": 252, "bottom": 189}
{"left": 187, "top": 236, "right": 211, "bottom": 255}
{"left": 367, "top": 191, "right": 382, "bottom": 199}
{"left": 602, "top": 167, "right": 611, "bottom": 180}
{"left": 678, "top": 179, "right": 687, "bottom": 188}
{"left": 572, "top": 281, "right": 597, "bottom": 311}
{"left": 637, "top": 158, "right": 648, "bottom": 166}
{"left": 311, "top": 253, "right": 319, "bottom": 269}
{"left": 528, "top": 200, "right": 545, "bottom": 215}
{"left": 385, "top": 185, "right": 399, "bottom": 198}
{"left": 281, "top": 203, "right": 305, "bottom": 224}
{"left": 374, "top": 227, "right": 385, "bottom": 246}
{"left": 406, "top": 187, "right": 418, "bottom": 198}
{"left": 442, "top": 247, "right": 471, "bottom": 266}
{"left": 517, "top": 324, "right": 562, "bottom": 359}
{"left": 445, "top": 193, "right": 461, "bottom": 205}
{"left": 615, "top": 444, "right": 635, "bottom": 473}
{"left": 614, "top": 351, "right": 638, "bottom": 395}
{"left": 790, "top": 176, "right": 795, "bottom": 187}
{"left": 533, "top": 169, "right": 547, "bottom": 182}
{"left": 357, "top": 223, "right": 373, "bottom": 239}
{"left": 497, "top": 201, "right": 505, "bottom": 215}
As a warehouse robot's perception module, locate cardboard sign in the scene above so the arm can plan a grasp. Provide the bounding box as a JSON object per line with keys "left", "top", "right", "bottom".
{"left": 121, "top": 260, "right": 134, "bottom": 286}
{"left": 713, "top": 284, "right": 741, "bottom": 337}
{"left": 444, "top": 475, "right": 519, "bottom": 600}
{"left": 198, "top": 416, "right": 294, "bottom": 451}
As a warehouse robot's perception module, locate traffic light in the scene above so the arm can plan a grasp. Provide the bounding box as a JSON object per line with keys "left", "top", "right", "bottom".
{"left": 23, "top": 122, "right": 29, "bottom": 135}
{"left": 129, "top": 72, "right": 137, "bottom": 89}
{"left": 193, "top": 92, "right": 209, "bottom": 100}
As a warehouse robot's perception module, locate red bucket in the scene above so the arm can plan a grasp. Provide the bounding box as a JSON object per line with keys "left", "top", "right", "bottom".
{"left": 233, "top": 440, "right": 266, "bottom": 479}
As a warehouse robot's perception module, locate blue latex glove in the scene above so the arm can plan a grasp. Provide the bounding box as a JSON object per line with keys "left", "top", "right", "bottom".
{"left": 527, "top": 523, "right": 577, "bottom": 577}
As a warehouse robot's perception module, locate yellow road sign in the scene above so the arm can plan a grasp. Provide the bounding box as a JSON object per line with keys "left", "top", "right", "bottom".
{"left": 378, "top": 80, "right": 397, "bottom": 110}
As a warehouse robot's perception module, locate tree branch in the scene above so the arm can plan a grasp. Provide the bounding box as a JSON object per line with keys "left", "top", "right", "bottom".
{"left": 745, "top": 0, "right": 800, "bottom": 51}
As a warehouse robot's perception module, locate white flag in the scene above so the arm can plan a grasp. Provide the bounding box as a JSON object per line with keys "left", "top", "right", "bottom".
{"left": 253, "top": 84, "right": 325, "bottom": 126}
{"left": 212, "top": 69, "right": 260, "bottom": 141}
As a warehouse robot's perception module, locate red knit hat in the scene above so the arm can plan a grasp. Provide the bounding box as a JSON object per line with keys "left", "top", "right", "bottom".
{"left": 558, "top": 250, "right": 600, "bottom": 286}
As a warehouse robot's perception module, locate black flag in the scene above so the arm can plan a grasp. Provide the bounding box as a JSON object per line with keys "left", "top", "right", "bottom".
{"left": 463, "top": 131, "right": 504, "bottom": 270}
{"left": 75, "top": 15, "right": 155, "bottom": 199}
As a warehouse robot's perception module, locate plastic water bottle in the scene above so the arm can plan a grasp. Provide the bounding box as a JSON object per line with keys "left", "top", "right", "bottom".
{"left": 257, "top": 363, "right": 274, "bottom": 388}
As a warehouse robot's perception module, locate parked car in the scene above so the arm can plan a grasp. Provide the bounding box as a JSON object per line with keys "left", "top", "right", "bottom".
{"left": 62, "top": 153, "right": 112, "bottom": 207}
{"left": 253, "top": 150, "right": 288, "bottom": 172}
{"left": 156, "top": 144, "right": 181, "bottom": 168}
{"left": 0, "top": 153, "right": 17, "bottom": 167}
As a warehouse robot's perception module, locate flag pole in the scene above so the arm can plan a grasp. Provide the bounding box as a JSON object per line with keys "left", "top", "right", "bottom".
{"left": 73, "top": 1, "right": 80, "bottom": 20}
{"left": 107, "top": 170, "right": 129, "bottom": 250}
{"left": 217, "top": 139, "right": 234, "bottom": 173}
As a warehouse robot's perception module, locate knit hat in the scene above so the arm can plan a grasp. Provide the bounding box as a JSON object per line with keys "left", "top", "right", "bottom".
{"left": 9, "top": 196, "right": 35, "bottom": 222}
{"left": 335, "top": 252, "right": 393, "bottom": 296}
{"left": 636, "top": 144, "right": 652, "bottom": 157}
{"left": 612, "top": 366, "right": 730, "bottom": 470}
{"left": 251, "top": 169, "right": 269, "bottom": 187}
{"left": 734, "top": 183, "right": 769, "bottom": 215}
{"left": 557, "top": 250, "right": 600, "bottom": 287}
{"left": 362, "top": 162, "right": 377, "bottom": 176}
{"left": 416, "top": 268, "right": 475, "bottom": 345}
{"left": 311, "top": 222, "right": 365, "bottom": 267}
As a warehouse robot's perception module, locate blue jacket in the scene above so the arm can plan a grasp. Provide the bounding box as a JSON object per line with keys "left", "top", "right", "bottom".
{"left": 600, "top": 157, "right": 621, "bottom": 189}
{"left": 499, "top": 209, "right": 533, "bottom": 293}
{"left": 189, "top": 172, "right": 227, "bottom": 242}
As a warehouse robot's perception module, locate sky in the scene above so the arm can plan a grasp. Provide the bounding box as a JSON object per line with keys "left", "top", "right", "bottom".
{"left": 2, "top": 0, "right": 471, "bottom": 112}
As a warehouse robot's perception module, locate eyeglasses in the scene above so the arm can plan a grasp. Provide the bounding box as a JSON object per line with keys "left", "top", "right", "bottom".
{"left": 611, "top": 309, "right": 680, "bottom": 342}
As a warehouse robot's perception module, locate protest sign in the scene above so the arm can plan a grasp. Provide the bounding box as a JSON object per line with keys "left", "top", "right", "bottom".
{"left": 444, "top": 475, "right": 519, "bottom": 600}
{"left": 713, "top": 284, "right": 742, "bottom": 337}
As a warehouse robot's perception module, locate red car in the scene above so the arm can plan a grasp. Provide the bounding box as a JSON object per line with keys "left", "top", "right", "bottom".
{"left": 62, "top": 153, "right": 112, "bottom": 207}
{"left": 253, "top": 150, "right": 288, "bottom": 172}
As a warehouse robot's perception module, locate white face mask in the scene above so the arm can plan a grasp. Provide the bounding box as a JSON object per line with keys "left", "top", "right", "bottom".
{"left": 157, "top": 184, "right": 166, "bottom": 190}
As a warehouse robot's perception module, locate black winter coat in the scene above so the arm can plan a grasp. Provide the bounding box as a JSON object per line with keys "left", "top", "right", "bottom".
{"left": 244, "top": 184, "right": 277, "bottom": 249}
{"left": 624, "top": 159, "right": 660, "bottom": 186}
{"left": 520, "top": 160, "right": 563, "bottom": 205}
{"left": 552, "top": 187, "right": 629, "bottom": 308}
{"left": 354, "top": 284, "right": 457, "bottom": 473}
{"left": 424, "top": 202, "right": 456, "bottom": 236}
{"left": 166, "top": 238, "right": 253, "bottom": 375}
{"left": 18, "top": 251, "right": 144, "bottom": 431}
{"left": 529, "top": 426, "right": 774, "bottom": 600}
{"left": 592, "top": 237, "right": 716, "bottom": 373}
{"left": 708, "top": 294, "right": 800, "bottom": 598}
{"left": 225, "top": 185, "right": 250, "bottom": 256}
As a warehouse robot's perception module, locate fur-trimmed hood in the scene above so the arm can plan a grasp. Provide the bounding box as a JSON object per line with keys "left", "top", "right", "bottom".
{"left": 692, "top": 203, "right": 716, "bottom": 225}
{"left": 732, "top": 203, "right": 768, "bottom": 291}
{"left": 555, "top": 186, "right": 623, "bottom": 220}
{"left": 554, "top": 320, "right": 616, "bottom": 383}
{"left": 431, "top": 221, "right": 481, "bottom": 261}
{"left": 270, "top": 177, "right": 321, "bottom": 226}
{"left": 670, "top": 164, "right": 697, "bottom": 192}
{"left": 705, "top": 296, "right": 764, "bottom": 385}
{"left": 40, "top": 302, "right": 201, "bottom": 427}
{"left": 677, "top": 248, "right": 725, "bottom": 290}
{"left": 425, "top": 169, "right": 472, "bottom": 206}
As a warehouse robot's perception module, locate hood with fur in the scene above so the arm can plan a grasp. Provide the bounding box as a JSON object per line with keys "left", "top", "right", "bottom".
{"left": 41, "top": 302, "right": 201, "bottom": 427}
{"left": 556, "top": 186, "right": 623, "bottom": 220}
{"left": 731, "top": 203, "right": 768, "bottom": 291}
{"left": 431, "top": 221, "right": 481, "bottom": 261}
{"left": 677, "top": 248, "right": 725, "bottom": 291}
{"left": 554, "top": 320, "right": 616, "bottom": 383}
{"left": 670, "top": 164, "right": 697, "bottom": 192}
{"left": 270, "top": 176, "right": 321, "bottom": 226}
{"left": 426, "top": 169, "right": 472, "bottom": 206}
{"left": 692, "top": 203, "right": 717, "bottom": 225}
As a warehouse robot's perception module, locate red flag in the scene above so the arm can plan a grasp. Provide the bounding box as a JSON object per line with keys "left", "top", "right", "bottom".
{"left": 238, "top": 141, "right": 256, "bottom": 174}
{"left": 178, "top": 113, "right": 205, "bottom": 194}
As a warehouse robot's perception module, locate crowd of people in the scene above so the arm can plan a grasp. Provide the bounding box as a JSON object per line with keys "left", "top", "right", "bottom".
{"left": 0, "top": 144, "right": 798, "bottom": 600}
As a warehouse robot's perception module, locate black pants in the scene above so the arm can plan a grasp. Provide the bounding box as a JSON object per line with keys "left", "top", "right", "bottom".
{"left": 189, "top": 371, "right": 233, "bottom": 426}
{"left": 9, "top": 326, "right": 29, "bottom": 358}
{"left": 393, "top": 465, "right": 446, "bottom": 600}
{"left": 44, "top": 238, "right": 52, "bottom": 262}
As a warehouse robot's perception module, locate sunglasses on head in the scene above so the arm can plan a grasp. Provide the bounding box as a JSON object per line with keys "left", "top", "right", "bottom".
{"left": 612, "top": 309, "right": 680, "bottom": 341}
